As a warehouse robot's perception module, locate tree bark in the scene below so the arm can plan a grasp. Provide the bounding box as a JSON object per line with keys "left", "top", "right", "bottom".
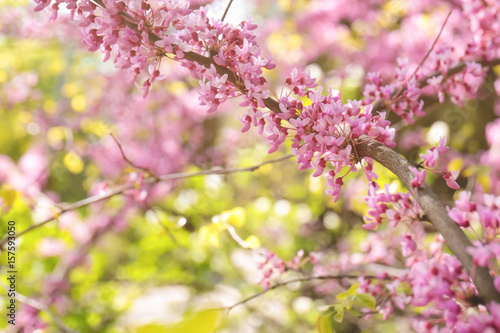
{"left": 356, "top": 136, "right": 500, "bottom": 304}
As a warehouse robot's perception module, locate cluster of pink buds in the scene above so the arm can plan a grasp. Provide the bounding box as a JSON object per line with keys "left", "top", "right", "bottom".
{"left": 257, "top": 250, "right": 286, "bottom": 290}
{"left": 448, "top": 191, "right": 500, "bottom": 241}
{"left": 364, "top": 182, "right": 423, "bottom": 230}
{"left": 251, "top": 69, "right": 396, "bottom": 201}
{"left": 34, "top": 0, "right": 275, "bottom": 107}
{"left": 364, "top": 59, "right": 425, "bottom": 124}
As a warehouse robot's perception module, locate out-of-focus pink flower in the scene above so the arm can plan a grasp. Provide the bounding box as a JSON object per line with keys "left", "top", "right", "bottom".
{"left": 410, "top": 166, "right": 427, "bottom": 188}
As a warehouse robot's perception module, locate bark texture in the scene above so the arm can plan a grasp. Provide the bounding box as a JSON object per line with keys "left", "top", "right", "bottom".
{"left": 356, "top": 136, "right": 500, "bottom": 304}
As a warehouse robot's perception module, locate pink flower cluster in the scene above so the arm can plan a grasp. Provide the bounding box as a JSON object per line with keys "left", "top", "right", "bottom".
{"left": 251, "top": 69, "right": 395, "bottom": 201}
{"left": 35, "top": 0, "right": 274, "bottom": 109}
{"left": 419, "top": 137, "right": 449, "bottom": 168}
{"left": 0, "top": 147, "right": 48, "bottom": 200}
{"left": 2, "top": 71, "right": 41, "bottom": 105}
{"left": 364, "top": 54, "right": 487, "bottom": 125}
{"left": 256, "top": 249, "right": 318, "bottom": 290}
{"left": 257, "top": 250, "right": 285, "bottom": 290}
{"left": 405, "top": 254, "right": 465, "bottom": 310}
{"left": 182, "top": 17, "right": 275, "bottom": 113}
{"left": 364, "top": 59, "right": 425, "bottom": 124}
{"left": 448, "top": 191, "right": 500, "bottom": 239}
{"left": 454, "top": 302, "right": 500, "bottom": 333}
{"left": 364, "top": 182, "right": 423, "bottom": 231}
{"left": 448, "top": 190, "right": 500, "bottom": 296}
{"left": 297, "top": 0, "right": 498, "bottom": 122}
{"left": 409, "top": 137, "right": 460, "bottom": 190}
{"left": 461, "top": 0, "right": 500, "bottom": 62}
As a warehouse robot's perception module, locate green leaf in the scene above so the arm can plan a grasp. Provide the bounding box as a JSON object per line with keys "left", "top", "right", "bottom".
{"left": 316, "top": 309, "right": 337, "bottom": 333}
{"left": 347, "top": 307, "right": 362, "bottom": 317}
{"left": 0, "top": 185, "right": 17, "bottom": 208}
{"left": 332, "top": 305, "right": 346, "bottom": 323}
{"left": 225, "top": 207, "right": 246, "bottom": 227}
{"left": 336, "top": 283, "right": 359, "bottom": 300}
{"left": 316, "top": 314, "right": 333, "bottom": 333}
{"left": 351, "top": 293, "right": 377, "bottom": 310}
{"left": 137, "top": 324, "right": 169, "bottom": 333}
{"left": 164, "top": 310, "right": 222, "bottom": 333}
{"left": 244, "top": 235, "right": 261, "bottom": 249}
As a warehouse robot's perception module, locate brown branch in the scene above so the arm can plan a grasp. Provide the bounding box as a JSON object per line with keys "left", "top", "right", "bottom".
{"left": 408, "top": 10, "right": 452, "bottom": 82}
{"left": 0, "top": 154, "right": 293, "bottom": 248}
{"left": 221, "top": 0, "right": 234, "bottom": 22}
{"left": 110, "top": 133, "right": 159, "bottom": 180}
{"left": 355, "top": 136, "right": 500, "bottom": 304}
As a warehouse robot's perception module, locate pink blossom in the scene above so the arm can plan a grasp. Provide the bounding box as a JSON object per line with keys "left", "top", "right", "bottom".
{"left": 495, "top": 277, "right": 500, "bottom": 293}
{"left": 455, "top": 191, "right": 476, "bottom": 212}
{"left": 410, "top": 166, "right": 427, "bottom": 188}
{"left": 447, "top": 206, "right": 470, "bottom": 228}
{"left": 420, "top": 149, "right": 439, "bottom": 168}
{"left": 444, "top": 170, "right": 460, "bottom": 190}
{"left": 467, "top": 242, "right": 500, "bottom": 268}
{"left": 400, "top": 235, "right": 417, "bottom": 256}
{"left": 37, "top": 238, "right": 67, "bottom": 257}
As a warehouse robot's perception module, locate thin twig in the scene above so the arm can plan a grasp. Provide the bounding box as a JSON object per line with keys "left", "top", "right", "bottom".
{"left": 0, "top": 285, "right": 78, "bottom": 333}
{"left": 226, "top": 223, "right": 251, "bottom": 249}
{"left": 110, "top": 133, "right": 159, "bottom": 180}
{"left": 387, "top": 10, "right": 452, "bottom": 112}
{"left": 221, "top": 0, "right": 234, "bottom": 22}
{"left": 409, "top": 10, "right": 452, "bottom": 82}
{"left": 0, "top": 154, "right": 293, "bottom": 248}
{"left": 146, "top": 205, "right": 185, "bottom": 248}
{"left": 219, "top": 274, "right": 383, "bottom": 312}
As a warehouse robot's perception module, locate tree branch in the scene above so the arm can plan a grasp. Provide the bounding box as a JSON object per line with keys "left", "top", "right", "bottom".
{"left": 0, "top": 154, "right": 293, "bottom": 248}
{"left": 221, "top": 0, "right": 234, "bottom": 22}
{"left": 110, "top": 133, "right": 159, "bottom": 180}
{"left": 0, "top": 286, "right": 78, "bottom": 333}
{"left": 355, "top": 136, "right": 500, "bottom": 304}
{"left": 220, "top": 274, "right": 385, "bottom": 312}
{"left": 372, "top": 58, "right": 500, "bottom": 113}
{"left": 408, "top": 10, "right": 452, "bottom": 83}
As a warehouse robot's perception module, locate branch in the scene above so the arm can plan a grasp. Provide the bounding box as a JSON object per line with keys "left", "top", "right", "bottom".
{"left": 221, "top": 274, "right": 384, "bottom": 312}
{"left": 145, "top": 205, "right": 185, "bottom": 248}
{"left": 110, "top": 133, "right": 159, "bottom": 180}
{"left": 408, "top": 10, "right": 452, "bottom": 82}
{"left": 372, "top": 58, "right": 500, "bottom": 113}
{"left": 0, "top": 285, "right": 78, "bottom": 333}
{"left": 355, "top": 136, "right": 500, "bottom": 304}
{"left": 0, "top": 154, "right": 293, "bottom": 248}
{"left": 221, "top": 0, "right": 234, "bottom": 22}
